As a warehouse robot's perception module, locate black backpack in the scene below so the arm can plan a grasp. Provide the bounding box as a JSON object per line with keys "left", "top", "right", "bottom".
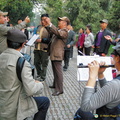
{"left": 16, "top": 54, "right": 35, "bottom": 82}
{"left": 16, "top": 57, "right": 25, "bottom": 82}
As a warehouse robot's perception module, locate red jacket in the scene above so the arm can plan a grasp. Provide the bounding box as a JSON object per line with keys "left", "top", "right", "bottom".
{"left": 76, "top": 33, "right": 85, "bottom": 47}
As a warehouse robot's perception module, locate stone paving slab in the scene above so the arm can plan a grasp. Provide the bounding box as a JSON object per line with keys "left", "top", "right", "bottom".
{"left": 40, "top": 47, "right": 86, "bottom": 120}
{"left": 28, "top": 46, "right": 86, "bottom": 120}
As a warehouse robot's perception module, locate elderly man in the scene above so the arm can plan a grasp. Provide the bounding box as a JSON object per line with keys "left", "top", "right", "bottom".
{"left": 93, "top": 19, "right": 112, "bottom": 56}
{"left": 0, "top": 29, "right": 50, "bottom": 120}
{"left": 74, "top": 43, "right": 120, "bottom": 120}
{"left": 0, "top": 10, "right": 30, "bottom": 54}
{"left": 44, "top": 16, "right": 69, "bottom": 96}
{"left": 34, "top": 14, "right": 51, "bottom": 82}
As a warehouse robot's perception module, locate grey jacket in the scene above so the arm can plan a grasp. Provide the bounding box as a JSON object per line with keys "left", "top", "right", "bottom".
{"left": 0, "top": 48, "right": 43, "bottom": 120}
{"left": 81, "top": 78, "right": 120, "bottom": 112}
{"left": 64, "top": 30, "right": 76, "bottom": 50}
{"left": 0, "top": 21, "right": 27, "bottom": 54}
{"left": 46, "top": 24, "right": 68, "bottom": 61}
{"left": 84, "top": 33, "right": 94, "bottom": 48}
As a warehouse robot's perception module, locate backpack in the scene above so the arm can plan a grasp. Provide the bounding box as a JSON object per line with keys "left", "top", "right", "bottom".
{"left": 16, "top": 53, "right": 35, "bottom": 82}
{"left": 16, "top": 57, "right": 25, "bottom": 82}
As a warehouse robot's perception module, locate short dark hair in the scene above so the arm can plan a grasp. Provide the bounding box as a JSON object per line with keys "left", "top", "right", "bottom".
{"left": 41, "top": 14, "right": 49, "bottom": 18}
{"left": 17, "top": 18, "right": 23, "bottom": 21}
{"left": 111, "top": 50, "right": 120, "bottom": 56}
{"left": 7, "top": 40, "right": 23, "bottom": 49}
{"left": 87, "top": 26, "right": 92, "bottom": 32}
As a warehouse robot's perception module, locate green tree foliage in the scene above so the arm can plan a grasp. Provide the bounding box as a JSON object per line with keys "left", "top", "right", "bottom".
{"left": 108, "top": 0, "right": 120, "bottom": 34}
{"left": 44, "top": 0, "right": 113, "bottom": 33}
{"left": 44, "top": 0, "right": 68, "bottom": 26}
{"left": 1, "top": 0, "right": 119, "bottom": 35}
{"left": 0, "top": 0, "right": 34, "bottom": 25}
{"left": 66, "top": 0, "right": 112, "bottom": 33}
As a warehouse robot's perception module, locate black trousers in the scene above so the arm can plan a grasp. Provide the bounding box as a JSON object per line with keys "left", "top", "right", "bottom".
{"left": 85, "top": 47, "right": 92, "bottom": 55}
{"left": 64, "top": 49, "right": 71, "bottom": 69}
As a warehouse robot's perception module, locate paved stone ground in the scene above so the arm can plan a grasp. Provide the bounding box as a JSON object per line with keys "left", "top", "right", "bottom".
{"left": 28, "top": 46, "right": 86, "bottom": 120}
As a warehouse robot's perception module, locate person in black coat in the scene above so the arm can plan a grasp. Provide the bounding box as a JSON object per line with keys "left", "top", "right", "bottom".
{"left": 93, "top": 19, "right": 112, "bottom": 56}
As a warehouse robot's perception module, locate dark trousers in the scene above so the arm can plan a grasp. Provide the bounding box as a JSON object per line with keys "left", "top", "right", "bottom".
{"left": 33, "top": 96, "right": 50, "bottom": 120}
{"left": 85, "top": 47, "right": 92, "bottom": 55}
{"left": 74, "top": 108, "right": 94, "bottom": 120}
{"left": 77, "top": 47, "right": 84, "bottom": 55}
{"left": 34, "top": 50, "right": 49, "bottom": 80}
{"left": 94, "top": 48, "right": 104, "bottom": 56}
{"left": 64, "top": 50, "right": 71, "bottom": 69}
{"left": 70, "top": 46, "right": 73, "bottom": 58}
{"left": 51, "top": 61, "right": 63, "bottom": 92}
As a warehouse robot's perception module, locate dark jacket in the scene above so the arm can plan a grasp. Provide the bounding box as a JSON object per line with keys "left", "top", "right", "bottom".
{"left": 65, "top": 30, "right": 76, "bottom": 50}
{"left": 94, "top": 29, "right": 112, "bottom": 54}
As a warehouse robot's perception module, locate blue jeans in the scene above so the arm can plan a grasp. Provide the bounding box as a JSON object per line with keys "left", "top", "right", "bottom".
{"left": 74, "top": 108, "right": 94, "bottom": 120}
{"left": 33, "top": 96, "right": 50, "bottom": 120}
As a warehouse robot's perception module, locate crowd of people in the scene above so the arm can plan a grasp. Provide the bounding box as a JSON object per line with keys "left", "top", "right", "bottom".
{"left": 0, "top": 9, "right": 120, "bottom": 120}
{"left": 76, "top": 19, "right": 115, "bottom": 56}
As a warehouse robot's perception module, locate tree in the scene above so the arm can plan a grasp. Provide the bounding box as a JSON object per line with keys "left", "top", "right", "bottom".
{"left": 66, "top": 0, "right": 112, "bottom": 33}
{"left": 108, "top": 0, "right": 120, "bottom": 34}
{"left": 44, "top": 0, "right": 68, "bottom": 26}
{"left": 0, "top": 0, "right": 34, "bottom": 25}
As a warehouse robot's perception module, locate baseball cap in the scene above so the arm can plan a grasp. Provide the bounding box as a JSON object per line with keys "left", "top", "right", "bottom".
{"left": 100, "top": 19, "right": 108, "bottom": 24}
{"left": 112, "top": 42, "right": 120, "bottom": 55}
{"left": 58, "top": 16, "right": 70, "bottom": 25}
{"left": 0, "top": 10, "right": 8, "bottom": 16}
{"left": 7, "top": 29, "right": 27, "bottom": 43}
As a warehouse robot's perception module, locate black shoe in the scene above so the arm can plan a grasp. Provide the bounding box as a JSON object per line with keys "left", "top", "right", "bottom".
{"left": 49, "top": 86, "right": 55, "bottom": 88}
{"left": 40, "top": 79, "right": 45, "bottom": 82}
{"left": 63, "top": 68, "right": 67, "bottom": 71}
{"left": 52, "top": 91, "right": 63, "bottom": 96}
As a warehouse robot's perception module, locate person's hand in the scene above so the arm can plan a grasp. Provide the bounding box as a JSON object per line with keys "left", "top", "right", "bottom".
{"left": 35, "top": 80, "right": 40, "bottom": 83}
{"left": 101, "top": 53, "right": 106, "bottom": 56}
{"left": 115, "top": 38, "right": 120, "bottom": 42}
{"left": 67, "top": 44, "right": 71, "bottom": 48}
{"left": 98, "top": 61, "right": 106, "bottom": 79}
{"left": 24, "top": 16, "right": 30, "bottom": 23}
{"left": 36, "top": 39, "right": 42, "bottom": 42}
{"left": 86, "top": 60, "right": 99, "bottom": 87}
{"left": 92, "top": 45, "right": 95, "bottom": 48}
{"left": 98, "top": 61, "right": 106, "bottom": 75}
{"left": 88, "top": 60, "right": 99, "bottom": 80}
{"left": 104, "top": 35, "right": 112, "bottom": 42}
{"left": 44, "top": 17, "right": 51, "bottom": 27}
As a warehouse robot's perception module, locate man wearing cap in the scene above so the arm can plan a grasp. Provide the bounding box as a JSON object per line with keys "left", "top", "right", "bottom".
{"left": 0, "top": 10, "right": 30, "bottom": 54}
{"left": 0, "top": 29, "right": 50, "bottom": 120}
{"left": 34, "top": 14, "right": 51, "bottom": 82}
{"left": 74, "top": 43, "right": 120, "bottom": 120}
{"left": 93, "top": 19, "right": 112, "bottom": 56}
{"left": 44, "top": 16, "right": 69, "bottom": 96}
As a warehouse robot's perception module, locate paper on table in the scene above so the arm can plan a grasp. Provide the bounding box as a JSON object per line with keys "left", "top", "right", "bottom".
{"left": 77, "top": 56, "right": 113, "bottom": 81}
{"left": 26, "top": 34, "right": 39, "bottom": 46}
